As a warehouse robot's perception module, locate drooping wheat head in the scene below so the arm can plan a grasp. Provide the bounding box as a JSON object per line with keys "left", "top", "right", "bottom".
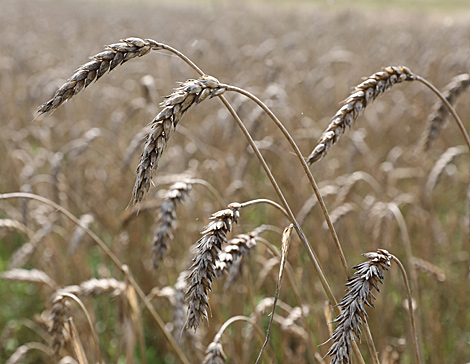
{"left": 424, "top": 73, "right": 470, "bottom": 150}
{"left": 201, "top": 342, "right": 227, "bottom": 364}
{"left": 131, "top": 76, "right": 226, "bottom": 204}
{"left": 216, "top": 226, "right": 265, "bottom": 285}
{"left": 327, "top": 249, "right": 392, "bottom": 364}
{"left": 185, "top": 203, "right": 240, "bottom": 331}
{"left": 307, "top": 66, "right": 416, "bottom": 164}
{"left": 152, "top": 181, "right": 193, "bottom": 269}
{"left": 37, "top": 38, "right": 155, "bottom": 116}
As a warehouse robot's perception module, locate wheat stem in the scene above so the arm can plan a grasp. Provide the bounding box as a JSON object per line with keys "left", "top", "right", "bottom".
{"left": 390, "top": 255, "right": 422, "bottom": 364}
{"left": 58, "top": 292, "right": 102, "bottom": 364}
{"left": 223, "top": 83, "right": 350, "bottom": 277}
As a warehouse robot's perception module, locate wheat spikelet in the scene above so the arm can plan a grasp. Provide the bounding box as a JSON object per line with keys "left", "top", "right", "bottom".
{"left": 49, "top": 295, "right": 70, "bottom": 356}
{"left": 425, "top": 145, "right": 467, "bottom": 195}
{"left": 77, "top": 278, "right": 125, "bottom": 297}
{"left": 37, "top": 37, "right": 155, "bottom": 116}
{"left": 327, "top": 249, "right": 392, "bottom": 364}
{"left": 202, "top": 342, "right": 227, "bottom": 364}
{"left": 68, "top": 213, "right": 94, "bottom": 256}
{"left": 322, "top": 203, "right": 355, "bottom": 229}
{"left": 185, "top": 203, "right": 240, "bottom": 331}
{"left": 215, "top": 226, "right": 267, "bottom": 286}
{"left": 6, "top": 342, "right": 53, "bottom": 364}
{"left": 424, "top": 74, "right": 470, "bottom": 150}
{"left": 0, "top": 268, "right": 57, "bottom": 290}
{"left": 307, "top": 66, "right": 416, "bottom": 164}
{"left": 152, "top": 181, "right": 193, "bottom": 269}
{"left": 0, "top": 218, "right": 31, "bottom": 236}
{"left": 132, "top": 76, "right": 226, "bottom": 204}
{"left": 409, "top": 257, "right": 446, "bottom": 282}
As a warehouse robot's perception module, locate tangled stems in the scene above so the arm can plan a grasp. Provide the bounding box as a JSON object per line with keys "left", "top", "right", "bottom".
{"left": 0, "top": 192, "right": 191, "bottom": 364}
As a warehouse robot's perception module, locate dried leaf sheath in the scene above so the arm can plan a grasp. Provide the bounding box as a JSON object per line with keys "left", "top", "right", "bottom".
{"left": 327, "top": 249, "right": 392, "bottom": 364}
{"left": 185, "top": 204, "right": 240, "bottom": 331}
{"left": 132, "top": 76, "right": 226, "bottom": 204}
{"left": 38, "top": 37, "right": 157, "bottom": 115}
{"left": 307, "top": 66, "right": 416, "bottom": 164}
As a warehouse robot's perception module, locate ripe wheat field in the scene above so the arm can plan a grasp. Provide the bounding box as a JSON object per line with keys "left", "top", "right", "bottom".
{"left": 1, "top": 1, "right": 469, "bottom": 363}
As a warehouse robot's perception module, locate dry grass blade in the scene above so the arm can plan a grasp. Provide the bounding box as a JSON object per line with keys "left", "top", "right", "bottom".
{"left": 185, "top": 203, "right": 240, "bottom": 331}
{"left": 307, "top": 66, "right": 416, "bottom": 164}
{"left": 67, "top": 318, "right": 89, "bottom": 364}
{"left": 152, "top": 181, "right": 193, "bottom": 269}
{"left": 424, "top": 73, "right": 470, "bottom": 150}
{"left": 327, "top": 249, "right": 392, "bottom": 364}
{"left": 132, "top": 76, "right": 226, "bottom": 204}
{"left": 256, "top": 224, "right": 294, "bottom": 364}
{"left": 37, "top": 37, "right": 155, "bottom": 116}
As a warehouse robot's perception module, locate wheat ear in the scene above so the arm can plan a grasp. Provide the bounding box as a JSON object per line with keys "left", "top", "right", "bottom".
{"left": 424, "top": 73, "right": 470, "bottom": 150}
{"left": 185, "top": 203, "right": 240, "bottom": 331}
{"left": 307, "top": 66, "right": 416, "bottom": 163}
{"left": 132, "top": 76, "right": 226, "bottom": 204}
{"left": 327, "top": 249, "right": 392, "bottom": 364}
{"left": 37, "top": 38, "right": 154, "bottom": 116}
{"left": 152, "top": 181, "right": 193, "bottom": 268}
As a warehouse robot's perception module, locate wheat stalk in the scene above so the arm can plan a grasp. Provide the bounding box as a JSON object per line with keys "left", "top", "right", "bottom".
{"left": 185, "top": 203, "right": 240, "bottom": 331}
{"left": 307, "top": 66, "right": 416, "bottom": 164}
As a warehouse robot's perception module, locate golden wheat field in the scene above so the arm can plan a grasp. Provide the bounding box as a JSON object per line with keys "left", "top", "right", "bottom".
{"left": 1, "top": 0, "right": 470, "bottom": 363}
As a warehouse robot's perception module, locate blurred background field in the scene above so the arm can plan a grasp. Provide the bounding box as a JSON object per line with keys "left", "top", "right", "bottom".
{"left": 0, "top": 0, "right": 469, "bottom": 363}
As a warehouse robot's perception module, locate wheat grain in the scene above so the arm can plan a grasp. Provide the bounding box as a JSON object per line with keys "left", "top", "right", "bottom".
{"left": 185, "top": 203, "right": 240, "bottom": 331}
{"left": 424, "top": 74, "right": 470, "bottom": 150}
{"left": 307, "top": 66, "right": 416, "bottom": 164}
{"left": 327, "top": 249, "right": 392, "bottom": 364}
{"left": 132, "top": 76, "right": 226, "bottom": 204}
